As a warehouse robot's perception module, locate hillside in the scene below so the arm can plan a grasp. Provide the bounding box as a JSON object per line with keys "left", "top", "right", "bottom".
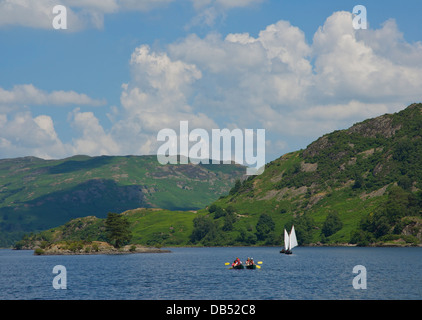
{"left": 0, "top": 155, "right": 245, "bottom": 247}
{"left": 15, "top": 208, "right": 199, "bottom": 249}
{"left": 206, "top": 103, "right": 422, "bottom": 246}
{"left": 14, "top": 103, "right": 422, "bottom": 249}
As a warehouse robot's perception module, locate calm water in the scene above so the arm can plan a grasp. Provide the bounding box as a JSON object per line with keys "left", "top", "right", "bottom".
{"left": 0, "top": 247, "right": 421, "bottom": 300}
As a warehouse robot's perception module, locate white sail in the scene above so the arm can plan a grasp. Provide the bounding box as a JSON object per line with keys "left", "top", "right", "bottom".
{"left": 289, "top": 225, "right": 298, "bottom": 250}
{"left": 284, "top": 229, "right": 289, "bottom": 250}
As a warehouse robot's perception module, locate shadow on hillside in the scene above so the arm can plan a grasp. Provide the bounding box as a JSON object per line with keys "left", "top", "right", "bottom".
{"left": 0, "top": 179, "right": 149, "bottom": 247}
{"left": 47, "top": 156, "right": 114, "bottom": 174}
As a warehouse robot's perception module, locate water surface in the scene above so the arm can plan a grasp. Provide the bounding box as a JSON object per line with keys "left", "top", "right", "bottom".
{"left": 0, "top": 247, "right": 420, "bottom": 300}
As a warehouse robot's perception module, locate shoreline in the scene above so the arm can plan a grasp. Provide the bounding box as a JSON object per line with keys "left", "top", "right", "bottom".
{"left": 28, "top": 241, "right": 171, "bottom": 255}
{"left": 4, "top": 241, "right": 421, "bottom": 252}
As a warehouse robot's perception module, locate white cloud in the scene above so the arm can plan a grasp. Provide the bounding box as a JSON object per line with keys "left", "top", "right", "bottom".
{"left": 1, "top": 0, "right": 263, "bottom": 31}
{"left": 187, "top": 0, "right": 264, "bottom": 27}
{"left": 0, "top": 84, "right": 106, "bottom": 107}
{"left": 311, "top": 12, "right": 422, "bottom": 104}
{"left": 111, "top": 44, "right": 218, "bottom": 155}
{"left": 69, "top": 108, "right": 120, "bottom": 156}
{"left": 169, "top": 19, "right": 313, "bottom": 126}
{"left": 167, "top": 10, "right": 422, "bottom": 158}
{"left": 0, "top": 84, "right": 106, "bottom": 159}
{"left": 0, "top": 0, "right": 101, "bottom": 31}
{"left": 0, "top": 0, "right": 175, "bottom": 30}
{"left": 2, "top": 10, "right": 422, "bottom": 161}
{"left": 0, "top": 112, "right": 68, "bottom": 159}
{"left": 120, "top": 44, "right": 215, "bottom": 132}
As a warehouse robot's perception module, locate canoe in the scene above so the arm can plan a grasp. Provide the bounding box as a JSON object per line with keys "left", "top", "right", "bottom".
{"left": 230, "top": 264, "right": 257, "bottom": 269}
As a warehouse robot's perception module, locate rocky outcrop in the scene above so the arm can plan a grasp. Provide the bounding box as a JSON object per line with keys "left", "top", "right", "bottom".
{"left": 33, "top": 241, "right": 170, "bottom": 255}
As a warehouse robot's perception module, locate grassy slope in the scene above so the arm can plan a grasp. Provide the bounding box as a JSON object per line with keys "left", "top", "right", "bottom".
{"left": 208, "top": 103, "right": 422, "bottom": 245}
{"left": 210, "top": 151, "right": 386, "bottom": 244}
{"left": 0, "top": 155, "right": 245, "bottom": 246}
{"left": 14, "top": 104, "right": 422, "bottom": 248}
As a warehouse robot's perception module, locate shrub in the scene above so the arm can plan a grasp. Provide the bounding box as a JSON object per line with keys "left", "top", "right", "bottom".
{"left": 34, "top": 248, "right": 44, "bottom": 255}
{"left": 255, "top": 214, "right": 275, "bottom": 241}
{"left": 321, "top": 212, "right": 343, "bottom": 237}
{"left": 92, "top": 243, "right": 99, "bottom": 252}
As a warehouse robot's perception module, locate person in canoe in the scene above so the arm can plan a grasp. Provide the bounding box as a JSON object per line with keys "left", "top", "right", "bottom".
{"left": 232, "top": 257, "right": 242, "bottom": 268}
{"left": 245, "top": 257, "right": 254, "bottom": 266}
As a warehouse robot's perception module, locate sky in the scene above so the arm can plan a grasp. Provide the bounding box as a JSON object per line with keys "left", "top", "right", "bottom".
{"left": 0, "top": 0, "right": 422, "bottom": 166}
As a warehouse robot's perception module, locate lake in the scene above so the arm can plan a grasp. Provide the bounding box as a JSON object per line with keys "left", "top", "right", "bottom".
{"left": 0, "top": 247, "right": 421, "bottom": 300}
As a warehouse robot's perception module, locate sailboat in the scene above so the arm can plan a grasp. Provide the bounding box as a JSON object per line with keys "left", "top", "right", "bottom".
{"left": 280, "top": 225, "right": 298, "bottom": 254}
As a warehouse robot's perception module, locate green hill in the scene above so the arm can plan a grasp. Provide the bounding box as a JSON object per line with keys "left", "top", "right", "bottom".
{"left": 14, "top": 103, "right": 422, "bottom": 249}
{"left": 15, "top": 208, "right": 199, "bottom": 250}
{"left": 0, "top": 155, "right": 245, "bottom": 247}
{"left": 206, "top": 103, "right": 422, "bottom": 246}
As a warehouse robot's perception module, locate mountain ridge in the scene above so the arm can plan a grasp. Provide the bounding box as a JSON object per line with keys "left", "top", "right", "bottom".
{"left": 12, "top": 103, "right": 422, "bottom": 248}
{"left": 203, "top": 103, "right": 422, "bottom": 246}
{"left": 0, "top": 154, "right": 245, "bottom": 247}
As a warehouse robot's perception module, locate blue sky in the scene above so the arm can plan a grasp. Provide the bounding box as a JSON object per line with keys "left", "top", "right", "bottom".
{"left": 1, "top": 0, "right": 422, "bottom": 165}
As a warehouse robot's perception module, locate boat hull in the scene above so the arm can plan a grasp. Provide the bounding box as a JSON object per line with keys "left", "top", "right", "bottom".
{"left": 231, "top": 264, "right": 244, "bottom": 269}
{"left": 245, "top": 264, "right": 256, "bottom": 269}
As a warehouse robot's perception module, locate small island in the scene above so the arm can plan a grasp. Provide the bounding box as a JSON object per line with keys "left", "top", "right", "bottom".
{"left": 14, "top": 213, "right": 171, "bottom": 255}
{"left": 32, "top": 241, "right": 170, "bottom": 255}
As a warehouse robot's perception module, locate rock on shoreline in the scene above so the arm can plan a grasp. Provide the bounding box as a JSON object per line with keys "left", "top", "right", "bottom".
{"left": 32, "top": 241, "right": 171, "bottom": 255}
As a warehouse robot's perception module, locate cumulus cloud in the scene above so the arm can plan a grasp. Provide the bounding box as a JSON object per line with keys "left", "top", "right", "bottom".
{"left": 312, "top": 12, "right": 422, "bottom": 104}
{"left": 0, "top": 0, "right": 262, "bottom": 31}
{"left": 113, "top": 44, "right": 218, "bottom": 155}
{"left": 2, "top": 10, "right": 422, "bottom": 161}
{"left": 69, "top": 108, "right": 120, "bottom": 156}
{"left": 0, "top": 84, "right": 106, "bottom": 107}
{"left": 0, "top": 0, "right": 174, "bottom": 30}
{"left": 168, "top": 11, "right": 422, "bottom": 156}
{"left": 0, "top": 84, "right": 106, "bottom": 158}
{"left": 0, "top": 112, "right": 68, "bottom": 159}
{"left": 188, "top": 0, "right": 264, "bottom": 27}
{"left": 0, "top": 0, "right": 102, "bottom": 31}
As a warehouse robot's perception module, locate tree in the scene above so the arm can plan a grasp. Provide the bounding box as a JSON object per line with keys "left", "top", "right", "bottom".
{"left": 229, "top": 179, "right": 241, "bottom": 195}
{"left": 208, "top": 204, "right": 217, "bottom": 213}
{"left": 213, "top": 206, "right": 225, "bottom": 219}
{"left": 255, "top": 214, "right": 275, "bottom": 241}
{"left": 321, "top": 211, "right": 343, "bottom": 237}
{"left": 190, "top": 216, "right": 214, "bottom": 243}
{"left": 237, "top": 229, "right": 257, "bottom": 245}
{"left": 105, "top": 212, "right": 131, "bottom": 248}
{"left": 290, "top": 214, "right": 315, "bottom": 245}
{"left": 222, "top": 212, "right": 236, "bottom": 231}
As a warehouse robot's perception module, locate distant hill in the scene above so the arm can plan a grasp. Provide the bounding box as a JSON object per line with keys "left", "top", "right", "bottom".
{"left": 0, "top": 155, "right": 245, "bottom": 247}
{"left": 13, "top": 104, "right": 422, "bottom": 249}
